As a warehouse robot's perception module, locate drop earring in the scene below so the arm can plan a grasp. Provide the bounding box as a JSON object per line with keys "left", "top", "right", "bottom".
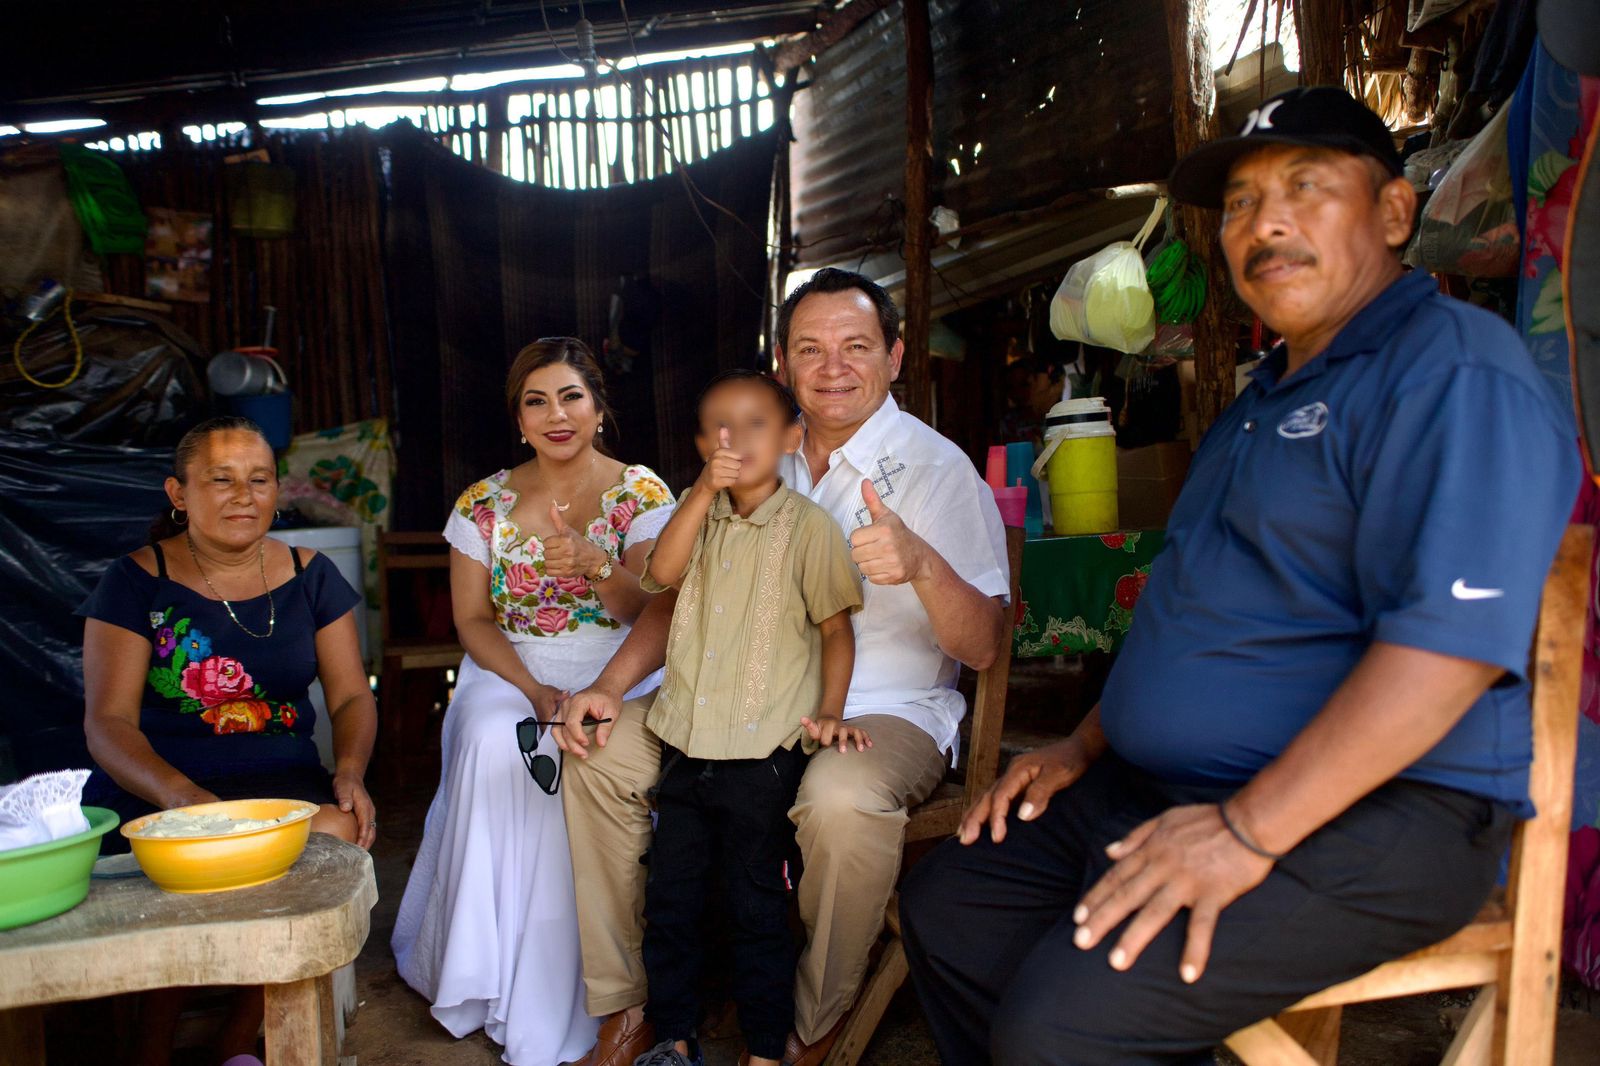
{"left": 596, "top": 421, "right": 604, "bottom": 435}
{"left": 520, "top": 434, "right": 527, "bottom": 444}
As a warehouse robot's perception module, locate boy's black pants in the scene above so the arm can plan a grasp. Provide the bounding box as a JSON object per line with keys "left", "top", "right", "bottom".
{"left": 643, "top": 741, "right": 809, "bottom": 1061}
{"left": 900, "top": 752, "right": 1513, "bottom": 1066}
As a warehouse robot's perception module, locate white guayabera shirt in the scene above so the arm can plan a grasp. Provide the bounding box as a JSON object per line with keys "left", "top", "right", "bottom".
{"left": 780, "top": 395, "right": 1010, "bottom": 762}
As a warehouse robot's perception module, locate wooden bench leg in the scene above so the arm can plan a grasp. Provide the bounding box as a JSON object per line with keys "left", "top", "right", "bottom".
{"left": 265, "top": 973, "right": 336, "bottom": 1066}
{"left": 1441, "top": 984, "right": 1495, "bottom": 1066}
{"left": 1225, "top": 1017, "right": 1322, "bottom": 1066}
{"left": 825, "top": 936, "right": 909, "bottom": 1066}
{"left": 0, "top": 1006, "right": 45, "bottom": 1066}
{"left": 1278, "top": 1006, "right": 1340, "bottom": 1066}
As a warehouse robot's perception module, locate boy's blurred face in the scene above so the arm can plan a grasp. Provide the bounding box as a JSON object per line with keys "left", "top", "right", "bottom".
{"left": 696, "top": 380, "right": 802, "bottom": 489}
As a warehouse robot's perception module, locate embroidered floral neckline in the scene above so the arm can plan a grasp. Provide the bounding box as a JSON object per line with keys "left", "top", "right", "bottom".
{"left": 494, "top": 464, "right": 645, "bottom": 555}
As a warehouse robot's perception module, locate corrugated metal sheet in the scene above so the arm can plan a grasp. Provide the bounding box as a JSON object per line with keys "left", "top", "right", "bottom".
{"left": 861, "top": 192, "right": 1161, "bottom": 318}
{"left": 792, "top": 0, "right": 1177, "bottom": 268}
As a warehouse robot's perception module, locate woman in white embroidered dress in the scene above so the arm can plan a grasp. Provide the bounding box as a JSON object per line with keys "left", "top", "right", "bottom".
{"left": 393, "top": 337, "right": 675, "bottom": 1066}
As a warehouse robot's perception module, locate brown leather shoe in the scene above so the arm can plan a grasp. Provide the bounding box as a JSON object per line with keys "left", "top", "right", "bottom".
{"left": 781, "top": 1012, "right": 847, "bottom": 1066}
{"left": 570, "top": 1010, "right": 656, "bottom": 1066}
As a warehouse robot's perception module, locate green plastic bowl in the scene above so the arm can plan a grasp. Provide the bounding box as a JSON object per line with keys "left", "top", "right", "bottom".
{"left": 0, "top": 806, "right": 119, "bottom": 930}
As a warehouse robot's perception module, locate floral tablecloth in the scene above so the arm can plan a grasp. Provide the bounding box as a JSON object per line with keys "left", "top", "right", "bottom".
{"left": 1013, "top": 530, "right": 1166, "bottom": 657}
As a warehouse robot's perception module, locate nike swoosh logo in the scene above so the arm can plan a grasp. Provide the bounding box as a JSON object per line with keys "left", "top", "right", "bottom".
{"left": 1451, "top": 579, "right": 1505, "bottom": 601}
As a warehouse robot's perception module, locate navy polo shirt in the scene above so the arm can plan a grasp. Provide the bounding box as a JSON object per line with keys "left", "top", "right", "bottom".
{"left": 1100, "top": 271, "right": 1579, "bottom": 816}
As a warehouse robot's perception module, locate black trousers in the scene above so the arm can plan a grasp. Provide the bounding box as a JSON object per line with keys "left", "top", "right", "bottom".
{"left": 642, "top": 742, "right": 809, "bottom": 1060}
{"left": 901, "top": 753, "right": 1513, "bottom": 1066}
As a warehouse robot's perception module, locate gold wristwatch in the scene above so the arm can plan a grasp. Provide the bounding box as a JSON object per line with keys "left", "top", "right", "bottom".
{"left": 590, "top": 557, "right": 614, "bottom": 582}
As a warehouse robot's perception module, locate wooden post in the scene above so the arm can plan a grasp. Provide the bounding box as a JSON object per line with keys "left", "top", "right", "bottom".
{"left": 1296, "top": 0, "right": 1346, "bottom": 89}
{"left": 1164, "top": 0, "right": 1237, "bottom": 435}
{"left": 900, "top": 0, "right": 934, "bottom": 423}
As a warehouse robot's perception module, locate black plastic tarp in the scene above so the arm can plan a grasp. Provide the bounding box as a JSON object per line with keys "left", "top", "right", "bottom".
{"left": 1, "top": 307, "right": 207, "bottom": 444}
{"left": 0, "top": 434, "right": 171, "bottom": 779}
{"left": 0, "top": 309, "right": 206, "bottom": 780}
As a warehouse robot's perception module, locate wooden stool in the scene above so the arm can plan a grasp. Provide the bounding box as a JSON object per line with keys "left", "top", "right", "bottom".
{"left": 0, "top": 834, "right": 377, "bottom": 1066}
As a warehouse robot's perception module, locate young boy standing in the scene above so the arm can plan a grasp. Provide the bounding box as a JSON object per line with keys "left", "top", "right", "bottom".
{"left": 631, "top": 369, "right": 866, "bottom": 1066}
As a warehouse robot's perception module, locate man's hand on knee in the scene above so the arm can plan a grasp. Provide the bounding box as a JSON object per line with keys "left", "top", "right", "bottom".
{"left": 958, "top": 738, "right": 1095, "bottom": 845}
{"left": 555, "top": 688, "right": 622, "bottom": 758}
{"left": 1071, "top": 803, "right": 1274, "bottom": 985}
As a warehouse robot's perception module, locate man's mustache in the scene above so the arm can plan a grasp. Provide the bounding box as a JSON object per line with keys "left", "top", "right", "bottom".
{"left": 1244, "top": 246, "right": 1316, "bottom": 279}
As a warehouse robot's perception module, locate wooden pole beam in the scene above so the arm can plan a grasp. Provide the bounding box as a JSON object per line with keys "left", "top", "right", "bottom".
{"left": 1297, "top": 0, "right": 1347, "bottom": 88}
{"left": 1164, "top": 0, "right": 1237, "bottom": 436}
{"left": 773, "top": 0, "right": 897, "bottom": 74}
{"left": 900, "top": 0, "right": 934, "bottom": 424}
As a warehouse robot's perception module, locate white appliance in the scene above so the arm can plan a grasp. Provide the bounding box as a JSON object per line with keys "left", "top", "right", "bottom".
{"left": 273, "top": 526, "right": 367, "bottom": 771}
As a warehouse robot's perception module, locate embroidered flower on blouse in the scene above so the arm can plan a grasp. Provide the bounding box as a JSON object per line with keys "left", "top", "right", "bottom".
{"left": 554, "top": 574, "right": 591, "bottom": 598}
{"left": 182, "top": 629, "right": 213, "bottom": 661}
{"left": 609, "top": 498, "right": 640, "bottom": 533}
{"left": 200, "top": 699, "right": 273, "bottom": 734}
{"left": 504, "top": 561, "right": 542, "bottom": 599}
{"left": 181, "top": 656, "right": 254, "bottom": 705}
{"left": 535, "top": 606, "right": 571, "bottom": 633}
{"left": 634, "top": 479, "right": 670, "bottom": 505}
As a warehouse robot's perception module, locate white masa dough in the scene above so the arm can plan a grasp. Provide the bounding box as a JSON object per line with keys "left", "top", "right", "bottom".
{"left": 135, "top": 806, "right": 316, "bottom": 838}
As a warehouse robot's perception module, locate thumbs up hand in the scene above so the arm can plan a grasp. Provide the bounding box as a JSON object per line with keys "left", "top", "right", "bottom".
{"left": 541, "top": 500, "right": 602, "bottom": 579}
{"left": 696, "top": 425, "right": 744, "bottom": 495}
{"left": 849, "top": 478, "right": 931, "bottom": 586}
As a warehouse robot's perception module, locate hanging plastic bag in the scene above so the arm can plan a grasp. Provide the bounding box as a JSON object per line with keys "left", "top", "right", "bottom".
{"left": 1411, "top": 105, "right": 1520, "bottom": 277}
{"left": 1049, "top": 197, "right": 1165, "bottom": 354}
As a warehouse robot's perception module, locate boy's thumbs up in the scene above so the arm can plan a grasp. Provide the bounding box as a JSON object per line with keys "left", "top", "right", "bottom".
{"left": 861, "top": 479, "right": 890, "bottom": 522}
{"left": 718, "top": 426, "right": 731, "bottom": 451}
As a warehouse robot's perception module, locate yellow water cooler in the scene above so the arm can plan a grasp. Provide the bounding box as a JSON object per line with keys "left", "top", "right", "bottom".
{"left": 1032, "top": 397, "right": 1119, "bottom": 535}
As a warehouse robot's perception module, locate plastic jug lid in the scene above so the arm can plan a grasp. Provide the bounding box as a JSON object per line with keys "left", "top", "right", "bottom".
{"left": 1044, "top": 397, "right": 1111, "bottom": 426}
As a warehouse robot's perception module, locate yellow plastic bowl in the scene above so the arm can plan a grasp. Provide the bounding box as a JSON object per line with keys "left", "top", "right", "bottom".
{"left": 121, "top": 798, "right": 316, "bottom": 894}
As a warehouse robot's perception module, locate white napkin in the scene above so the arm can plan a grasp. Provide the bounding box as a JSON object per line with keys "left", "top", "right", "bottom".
{"left": 0, "top": 769, "right": 92, "bottom": 851}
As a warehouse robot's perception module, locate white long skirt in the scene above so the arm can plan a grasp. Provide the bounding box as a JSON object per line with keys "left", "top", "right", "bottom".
{"left": 391, "top": 635, "right": 660, "bottom": 1066}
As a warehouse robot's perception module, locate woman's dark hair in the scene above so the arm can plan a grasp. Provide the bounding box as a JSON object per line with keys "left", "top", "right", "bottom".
{"left": 775, "top": 267, "right": 901, "bottom": 354}
{"left": 694, "top": 368, "right": 802, "bottom": 429}
{"left": 148, "top": 415, "right": 273, "bottom": 542}
{"left": 505, "top": 337, "right": 617, "bottom": 453}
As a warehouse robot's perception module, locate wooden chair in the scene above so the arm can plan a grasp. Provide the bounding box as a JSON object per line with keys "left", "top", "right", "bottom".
{"left": 826, "top": 525, "right": 1025, "bottom": 1066}
{"left": 377, "top": 531, "right": 465, "bottom": 788}
{"left": 1225, "top": 524, "right": 1593, "bottom": 1066}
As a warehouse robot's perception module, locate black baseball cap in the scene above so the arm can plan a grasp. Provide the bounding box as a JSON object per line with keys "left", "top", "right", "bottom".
{"left": 1167, "top": 86, "right": 1405, "bottom": 208}
{"left": 1538, "top": 0, "right": 1600, "bottom": 76}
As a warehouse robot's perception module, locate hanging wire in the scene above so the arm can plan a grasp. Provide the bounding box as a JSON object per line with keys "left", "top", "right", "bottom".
{"left": 613, "top": 0, "right": 776, "bottom": 307}
{"left": 537, "top": 0, "right": 578, "bottom": 64}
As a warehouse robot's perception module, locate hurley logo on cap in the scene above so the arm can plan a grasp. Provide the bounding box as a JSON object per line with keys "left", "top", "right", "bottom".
{"left": 1239, "top": 100, "right": 1284, "bottom": 137}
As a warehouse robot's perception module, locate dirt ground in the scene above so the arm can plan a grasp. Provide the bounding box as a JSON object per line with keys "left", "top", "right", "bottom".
{"left": 339, "top": 658, "right": 1600, "bottom": 1065}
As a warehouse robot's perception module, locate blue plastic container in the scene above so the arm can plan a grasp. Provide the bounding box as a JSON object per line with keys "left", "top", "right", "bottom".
{"left": 1005, "top": 441, "right": 1044, "bottom": 537}
{"left": 226, "top": 391, "right": 293, "bottom": 451}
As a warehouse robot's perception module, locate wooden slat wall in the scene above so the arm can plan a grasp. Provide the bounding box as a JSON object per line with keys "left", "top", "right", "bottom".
{"left": 102, "top": 132, "right": 394, "bottom": 433}
{"left": 420, "top": 53, "right": 776, "bottom": 190}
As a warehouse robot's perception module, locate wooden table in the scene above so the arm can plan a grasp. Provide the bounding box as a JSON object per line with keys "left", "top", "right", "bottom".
{"left": 0, "top": 834, "right": 377, "bottom": 1066}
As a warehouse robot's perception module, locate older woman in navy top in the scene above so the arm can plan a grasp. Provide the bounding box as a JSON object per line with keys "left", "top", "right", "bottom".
{"left": 79, "top": 415, "right": 376, "bottom": 851}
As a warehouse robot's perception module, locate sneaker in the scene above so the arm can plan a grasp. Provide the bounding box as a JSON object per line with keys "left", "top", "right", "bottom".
{"left": 631, "top": 1039, "right": 703, "bottom": 1066}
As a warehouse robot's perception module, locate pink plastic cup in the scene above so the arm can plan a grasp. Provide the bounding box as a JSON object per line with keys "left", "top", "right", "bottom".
{"left": 994, "top": 485, "right": 1027, "bottom": 528}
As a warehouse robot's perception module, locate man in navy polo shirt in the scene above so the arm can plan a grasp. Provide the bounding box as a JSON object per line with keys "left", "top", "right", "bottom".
{"left": 901, "top": 86, "right": 1581, "bottom": 1064}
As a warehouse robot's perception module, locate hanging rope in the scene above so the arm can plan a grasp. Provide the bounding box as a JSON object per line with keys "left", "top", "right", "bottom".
{"left": 11, "top": 291, "right": 85, "bottom": 390}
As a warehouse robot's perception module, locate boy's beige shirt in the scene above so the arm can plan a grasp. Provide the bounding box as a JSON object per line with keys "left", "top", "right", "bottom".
{"left": 642, "top": 482, "right": 863, "bottom": 759}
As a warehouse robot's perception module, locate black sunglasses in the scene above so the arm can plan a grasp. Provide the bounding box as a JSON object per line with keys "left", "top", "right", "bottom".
{"left": 516, "top": 716, "right": 613, "bottom": 795}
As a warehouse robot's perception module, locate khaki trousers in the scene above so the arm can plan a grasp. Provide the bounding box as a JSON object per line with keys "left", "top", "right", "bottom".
{"left": 563, "top": 703, "right": 946, "bottom": 1042}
